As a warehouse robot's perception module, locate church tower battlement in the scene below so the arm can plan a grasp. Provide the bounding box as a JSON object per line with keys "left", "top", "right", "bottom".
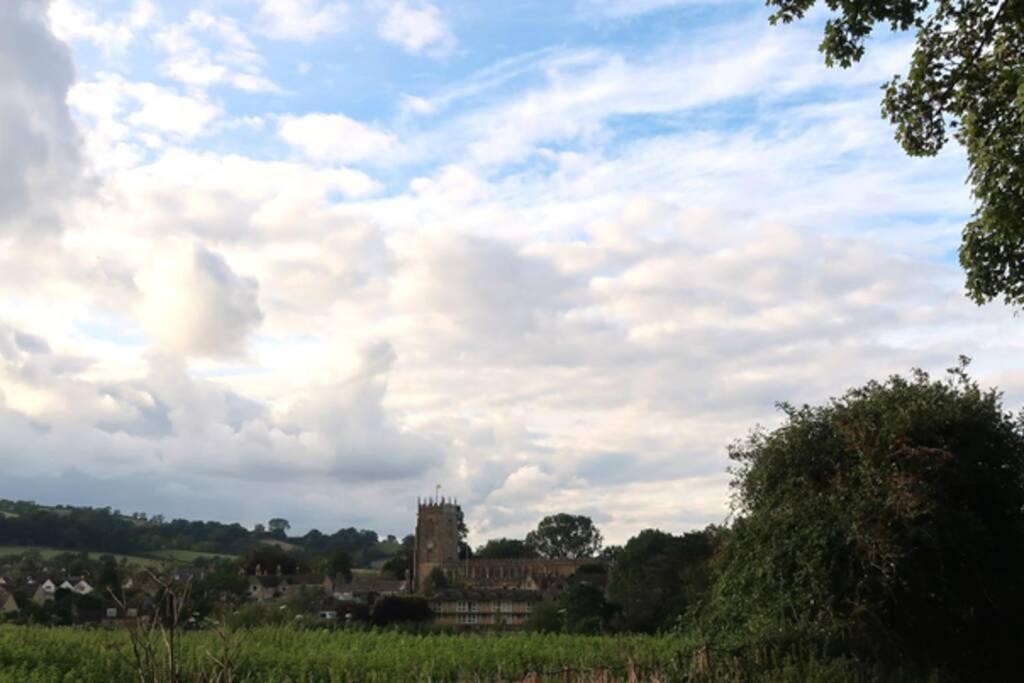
{"left": 413, "top": 496, "right": 461, "bottom": 591}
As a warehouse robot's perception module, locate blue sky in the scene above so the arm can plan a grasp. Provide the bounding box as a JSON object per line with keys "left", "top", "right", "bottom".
{"left": 0, "top": 0, "right": 1018, "bottom": 544}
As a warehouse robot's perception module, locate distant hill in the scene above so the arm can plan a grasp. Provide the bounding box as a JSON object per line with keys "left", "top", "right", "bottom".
{"left": 0, "top": 499, "right": 404, "bottom": 568}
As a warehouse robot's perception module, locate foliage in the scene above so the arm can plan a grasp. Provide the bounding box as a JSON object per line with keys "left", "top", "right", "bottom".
{"left": 0, "top": 501, "right": 387, "bottom": 567}
{"left": 0, "top": 625, "right": 682, "bottom": 682}
{"left": 558, "top": 582, "right": 618, "bottom": 635}
{"left": 607, "top": 528, "right": 717, "bottom": 633}
{"left": 422, "top": 567, "right": 448, "bottom": 595}
{"left": 379, "top": 534, "right": 414, "bottom": 579}
{"left": 475, "top": 537, "right": 538, "bottom": 559}
{"left": 525, "top": 601, "right": 563, "bottom": 633}
{"left": 702, "top": 361, "right": 1024, "bottom": 676}
{"left": 370, "top": 596, "right": 432, "bottom": 626}
{"left": 767, "top": 0, "right": 1024, "bottom": 306}
{"left": 267, "top": 518, "right": 290, "bottom": 534}
{"left": 525, "top": 514, "right": 603, "bottom": 559}
{"left": 322, "top": 548, "right": 353, "bottom": 583}
{"left": 239, "top": 544, "right": 308, "bottom": 576}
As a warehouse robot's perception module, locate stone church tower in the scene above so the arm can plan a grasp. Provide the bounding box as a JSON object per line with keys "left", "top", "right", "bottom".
{"left": 413, "top": 497, "right": 461, "bottom": 591}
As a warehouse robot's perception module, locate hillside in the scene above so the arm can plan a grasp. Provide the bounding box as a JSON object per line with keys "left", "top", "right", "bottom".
{"left": 0, "top": 500, "right": 404, "bottom": 568}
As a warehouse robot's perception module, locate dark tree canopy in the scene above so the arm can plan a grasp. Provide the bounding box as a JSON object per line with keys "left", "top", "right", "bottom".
{"left": 705, "top": 361, "right": 1024, "bottom": 675}
{"left": 267, "top": 518, "right": 290, "bottom": 533}
{"left": 474, "top": 537, "right": 538, "bottom": 559}
{"left": 525, "top": 513, "right": 603, "bottom": 559}
{"left": 323, "top": 548, "right": 353, "bottom": 583}
{"left": 608, "top": 528, "right": 717, "bottom": 633}
{"left": 370, "top": 596, "right": 432, "bottom": 626}
{"left": 769, "top": 0, "right": 1024, "bottom": 306}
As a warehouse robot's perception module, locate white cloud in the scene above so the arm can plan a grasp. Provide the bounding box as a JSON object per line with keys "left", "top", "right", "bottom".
{"left": 577, "top": 0, "right": 720, "bottom": 18}
{"left": 8, "top": 0, "right": 1024, "bottom": 545}
{"left": 69, "top": 74, "right": 222, "bottom": 157}
{"left": 48, "top": 0, "right": 155, "bottom": 54}
{"left": 255, "top": 0, "right": 348, "bottom": 42}
{"left": 137, "top": 243, "right": 263, "bottom": 359}
{"left": 378, "top": 1, "right": 455, "bottom": 57}
{"left": 278, "top": 113, "right": 398, "bottom": 164}
{"left": 154, "top": 10, "right": 281, "bottom": 93}
{"left": 0, "top": 0, "right": 83, "bottom": 235}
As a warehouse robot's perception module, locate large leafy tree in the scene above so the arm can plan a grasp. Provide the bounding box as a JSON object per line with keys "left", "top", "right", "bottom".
{"left": 608, "top": 528, "right": 717, "bottom": 633}
{"left": 769, "top": 0, "right": 1024, "bottom": 305}
{"left": 706, "top": 361, "right": 1024, "bottom": 675}
{"left": 526, "top": 513, "right": 603, "bottom": 559}
{"left": 475, "top": 538, "right": 538, "bottom": 559}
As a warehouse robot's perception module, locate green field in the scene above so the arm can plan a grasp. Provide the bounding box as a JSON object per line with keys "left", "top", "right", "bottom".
{"left": 0, "top": 626, "right": 681, "bottom": 682}
{"left": 0, "top": 546, "right": 235, "bottom": 568}
{"left": 147, "top": 549, "right": 237, "bottom": 562}
{"left": 0, "top": 546, "right": 165, "bottom": 568}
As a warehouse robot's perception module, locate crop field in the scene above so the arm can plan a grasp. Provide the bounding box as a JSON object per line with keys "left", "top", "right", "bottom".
{"left": 0, "top": 626, "right": 681, "bottom": 682}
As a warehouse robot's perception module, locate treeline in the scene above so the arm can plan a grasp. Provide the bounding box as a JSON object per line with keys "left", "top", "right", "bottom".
{"left": 0, "top": 502, "right": 390, "bottom": 566}
{"left": 455, "top": 361, "right": 1024, "bottom": 679}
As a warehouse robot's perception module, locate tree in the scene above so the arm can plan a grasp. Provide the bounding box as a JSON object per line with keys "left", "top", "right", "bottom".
{"left": 422, "top": 567, "right": 448, "bottom": 595}
{"left": 608, "top": 528, "right": 717, "bottom": 633}
{"left": 558, "top": 582, "right": 617, "bottom": 634}
{"left": 253, "top": 523, "right": 265, "bottom": 534}
{"left": 323, "top": 548, "right": 352, "bottom": 583}
{"left": 705, "top": 361, "right": 1024, "bottom": 676}
{"left": 267, "top": 518, "right": 290, "bottom": 534}
{"left": 241, "top": 545, "right": 305, "bottom": 575}
{"left": 370, "top": 596, "right": 432, "bottom": 626}
{"left": 525, "top": 514, "right": 603, "bottom": 559}
{"left": 525, "top": 601, "right": 563, "bottom": 633}
{"left": 768, "top": 0, "right": 1024, "bottom": 306}
{"left": 475, "top": 538, "right": 537, "bottom": 559}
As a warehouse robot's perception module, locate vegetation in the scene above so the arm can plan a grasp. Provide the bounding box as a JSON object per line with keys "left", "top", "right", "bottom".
{"left": 525, "top": 514, "right": 604, "bottom": 559}
{"left": 698, "top": 360, "right": 1024, "bottom": 678}
{"left": 474, "top": 537, "right": 537, "bottom": 559}
{"left": 0, "top": 626, "right": 680, "bottom": 682}
{"left": 768, "top": 0, "right": 1024, "bottom": 306}
{"left": 0, "top": 501, "right": 393, "bottom": 568}
{"left": 4, "top": 364, "right": 1023, "bottom": 678}
{"left": 607, "top": 528, "right": 717, "bottom": 633}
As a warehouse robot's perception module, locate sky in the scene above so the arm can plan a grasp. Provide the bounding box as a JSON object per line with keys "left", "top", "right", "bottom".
{"left": 1, "top": 0, "right": 1022, "bottom": 545}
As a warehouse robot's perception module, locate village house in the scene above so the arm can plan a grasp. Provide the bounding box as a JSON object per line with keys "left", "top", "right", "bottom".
{"left": 32, "top": 579, "right": 57, "bottom": 605}
{"left": 247, "top": 574, "right": 330, "bottom": 602}
{"left": 0, "top": 587, "right": 18, "bottom": 616}
{"left": 429, "top": 588, "right": 539, "bottom": 628}
{"left": 331, "top": 578, "right": 406, "bottom": 605}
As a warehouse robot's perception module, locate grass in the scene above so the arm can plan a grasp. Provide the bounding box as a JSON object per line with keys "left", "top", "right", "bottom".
{"left": 0, "top": 546, "right": 165, "bottom": 568}
{"left": 0, "top": 546, "right": 232, "bottom": 568}
{"left": 148, "top": 549, "right": 237, "bottom": 562}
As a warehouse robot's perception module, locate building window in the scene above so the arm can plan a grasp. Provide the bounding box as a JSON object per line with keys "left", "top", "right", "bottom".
{"left": 499, "top": 601, "right": 513, "bottom": 613}
{"left": 469, "top": 601, "right": 478, "bottom": 613}
{"left": 456, "top": 601, "right": 468, "bottom": 612}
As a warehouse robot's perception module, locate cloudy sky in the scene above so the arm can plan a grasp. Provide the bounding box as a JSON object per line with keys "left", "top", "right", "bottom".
{"left": 2, "top": 0, "right": 1021, "bottom": 544}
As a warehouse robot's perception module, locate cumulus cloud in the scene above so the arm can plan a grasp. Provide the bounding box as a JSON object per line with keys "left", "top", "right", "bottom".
{"left": 137, "top": 244, "right": 263, "bottom": 359}
{"left": 7, "top": 0, "right": 1024, "bottom": 545}
{"left": 0, "top": 0, "right": 82, "bottom": 235}
{"left": 255, "top": 0, "right": 348, "bottom": 42}
{"left": 378, "top": 1, "right": 455, "bottom": 57}
{"left": 278, "top": 113, "right": 398, "bottom": 164}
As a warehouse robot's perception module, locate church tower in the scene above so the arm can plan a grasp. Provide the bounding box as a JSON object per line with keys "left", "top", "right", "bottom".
{"left": 413, "top": 496, "right": 461, "bottom": 591}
